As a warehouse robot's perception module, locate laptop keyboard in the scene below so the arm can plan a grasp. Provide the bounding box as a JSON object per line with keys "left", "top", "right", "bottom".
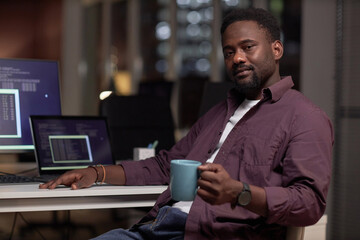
{"left": 0, "top": 174, "right": 45, "bottom": 183}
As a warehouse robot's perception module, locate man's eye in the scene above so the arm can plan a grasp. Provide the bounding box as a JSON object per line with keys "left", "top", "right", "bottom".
{"left": 224, "top": 51, "right": 234, "bottom": 58}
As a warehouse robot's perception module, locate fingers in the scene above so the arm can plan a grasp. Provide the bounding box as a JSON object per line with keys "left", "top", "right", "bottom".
{"left": 197, "top": 166, "right": 223, "bottom": 203}
{"left": 196, "top": 163, "right": 238, "bottom": 205}
{"left": 198, "top": 163, "right": 221, "bottom": 181}
{"left": 198, "top": 163, "right": 222, "bottom": 172}
{"left": 39, "top": 176, "right": 81, "bottom": 190}
{"left": 71, "top": 182, "right": 80, "bottom": 190}
{"left": 38, "top": 168, "right": 95, "bottom": 190}
{"left": 198, "top": 178, "right": 219, "bottom": 196}
{"left": 199, "top": 163, "right": 226, "bottom": 183}
{"left": 197, "top": 176, "right": 228, "bottom": 205}
{"left": 39, "top": 176, "right": 67, "bottom": 189}
{"left": 197, "top": 187, "right": 218, "bottom": 205}
{"left": 71, "top": 175, "right": 94, "bottom": 190}
{"left": 39, "top": 179, "right": 56, "bottom": 189}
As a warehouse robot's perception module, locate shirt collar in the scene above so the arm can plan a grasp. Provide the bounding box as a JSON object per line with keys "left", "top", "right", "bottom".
{"left": 264, "top": 76, "right": 294, "bottom": 102}
{"left": 227, "top": 76, "right": 294, "bottom": 104}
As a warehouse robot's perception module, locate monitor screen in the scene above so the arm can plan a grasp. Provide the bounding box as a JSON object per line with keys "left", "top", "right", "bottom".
{"left": 0, "top": 58, "right": 61, "bottom": 152}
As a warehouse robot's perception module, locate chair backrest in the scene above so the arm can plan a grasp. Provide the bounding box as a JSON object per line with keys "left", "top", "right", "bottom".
{"left": 198, "top": 81, "right": 234, "bottom": 117}
{"left": 99, "top": 94, "right": 175, "bottom": 160}
{"left": 286, "top": 226, "right": 305, "bottom": 240}
{"left": 138, "top": 80, "right": 173, "bottom": 103}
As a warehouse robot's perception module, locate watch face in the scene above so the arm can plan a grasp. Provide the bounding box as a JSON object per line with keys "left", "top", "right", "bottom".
{"left": 238, "top": 191, "right": 251, "bottom": 206}
{"left": 238, "top": 183, "right": 252, "bottom": 206}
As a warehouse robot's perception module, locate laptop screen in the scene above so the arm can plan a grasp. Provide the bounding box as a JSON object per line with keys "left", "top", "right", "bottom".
{"left": 30, "top": 116, "right": 114, "bottom": 175}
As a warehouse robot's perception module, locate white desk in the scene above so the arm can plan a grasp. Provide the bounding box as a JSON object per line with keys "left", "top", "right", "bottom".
{"left": 0, "top": 184, "right": 167, "bottom": 213}
{"left": 0, "top": 161, "right": 167, "bottom": 213}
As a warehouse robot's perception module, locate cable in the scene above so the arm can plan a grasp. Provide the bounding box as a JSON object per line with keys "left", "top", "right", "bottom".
{"left": 15, "top": 167, "right": 38, "bottom": 175}
{"left": 8, "top": 212, "right": 17, "bottom": 240}
{"left": 18, "top": 213, "right": 47, "bottom": 240}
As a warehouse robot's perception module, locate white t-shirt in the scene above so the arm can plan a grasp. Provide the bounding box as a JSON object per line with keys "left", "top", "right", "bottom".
{"left": 172, "top": 99, "right": 260, "bottom": 213}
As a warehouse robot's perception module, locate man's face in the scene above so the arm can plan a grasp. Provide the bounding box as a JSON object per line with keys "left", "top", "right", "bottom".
{"left": 222, "top": 20, "right": 282, "bottom": 98}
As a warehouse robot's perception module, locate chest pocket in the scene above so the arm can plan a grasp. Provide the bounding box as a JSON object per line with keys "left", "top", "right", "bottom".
{"left": 234, "top": 132, "right": 285, "bottom": 185}
{"left": 240, "top": 134, "right": 280, "bottom": 166}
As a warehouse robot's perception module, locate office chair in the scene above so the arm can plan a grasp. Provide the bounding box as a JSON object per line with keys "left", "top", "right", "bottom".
{"left": 99, "top": 94, "right": 175, "bottom": 161}
{"left": 198, "top": 81, "right": 234, "bottom": 117}
{"left": 286, "top": 226, "right": 305, "bottom": 240}
{"left": 138, "top": 80, "right": 174, "bottom": 103}
{"left": 177, "top": 76, "right": 208, "bottom": 128}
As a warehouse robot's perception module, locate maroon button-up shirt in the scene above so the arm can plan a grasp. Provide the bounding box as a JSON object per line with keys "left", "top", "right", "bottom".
{"left": 121, "top": 76, "right": 334, "bottom": 239}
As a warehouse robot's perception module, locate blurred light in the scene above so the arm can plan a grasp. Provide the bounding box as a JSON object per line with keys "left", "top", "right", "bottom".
{"left": 270, "top": 0, "right": 284, "bottom": 13}
{"left": 202, "top": 7, "right": 214, "bottom": 21}
{"left": 224, "top": 0, "right": 239, "bottom": 7}
{"left": 110, "top": 54, "right": 118, "bottom": 65}
{"left": 180, "top": 44, "right": 203, "bottom": 58}
{"left": 197, "top": 0, "right": 211, "bottom": 4}
{"left": 78, "top": 61, "right": 87, "bottom": 78}
{"left": 155, "top": 59, "right": 168, "bottom": 73}
{"left": 199, "top": 41, "right": 212, "bottom": 55}
{"left": 110, "top": 54, "right": 119, "bottom": 73}
{"left": 186, "top": 24, "right": 201, "bottom": 37}
{"left": 196, "top": 58, "right": 210, "bottom": 72}
{"left": 114, "top": 71, "right": 131, "bottom": 95}
{"left": 157, "top": 42, "right": 170, "bottom": 57}
{"left": 200, "top": 24, "right": 212, "bottom": 38}
{"left": 187, "top": 11, "right": 202, "bottom": 24}
{"left": 177, "top": 0, "right": 191, "bottom": 7}
{"left": 189, "top": 0, "right": 201, "bottom": 8}
{"left": 156, "top": 21, "right": 171, "bottom": 40}
{"left": 99, "top": 91, "right": 113, "bottom": 100}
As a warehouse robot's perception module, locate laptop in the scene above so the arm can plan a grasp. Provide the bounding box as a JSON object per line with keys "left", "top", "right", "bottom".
{"left": 29, "top": 115, "right": 115, "bottom": 182}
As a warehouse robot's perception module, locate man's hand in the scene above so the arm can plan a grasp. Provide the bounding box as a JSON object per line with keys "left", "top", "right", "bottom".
{"left": 197, "top": 163, "right": 241, "bottom": 206}
{"left": 39, "top": 167, "right": 97, "bottom": 190}
{"left": 197, "top": 163, "right": 268, "bottom": 216}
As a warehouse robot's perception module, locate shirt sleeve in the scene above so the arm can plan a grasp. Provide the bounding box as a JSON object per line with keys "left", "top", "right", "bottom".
{"left": 121, "top": 116, "right": 205, "bottom": 186}
{"left": 264, "top": 108, "right": 334, "bottom": 226}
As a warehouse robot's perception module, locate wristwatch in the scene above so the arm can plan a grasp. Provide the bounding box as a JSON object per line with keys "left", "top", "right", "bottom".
{"left": 237, "top": 182, "right": 252, "bottom": 206}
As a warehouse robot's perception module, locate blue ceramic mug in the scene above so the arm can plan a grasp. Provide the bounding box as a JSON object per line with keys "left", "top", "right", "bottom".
{"left": 170, "top": 159, "right": 202, "bottom": 201}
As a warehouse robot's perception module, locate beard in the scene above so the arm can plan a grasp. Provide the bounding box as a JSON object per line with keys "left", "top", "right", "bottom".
{"left": 233, "top": 71, "right": 262, "bottom": 96}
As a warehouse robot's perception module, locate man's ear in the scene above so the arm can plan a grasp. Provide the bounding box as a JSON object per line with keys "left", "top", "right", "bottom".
{"left": 272, "top": 40, "right": 283, "bottom": 60}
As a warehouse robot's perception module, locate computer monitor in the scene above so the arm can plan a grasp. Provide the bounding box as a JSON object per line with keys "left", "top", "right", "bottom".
{"left": 0, "top": 58, "right": 62, "bottom": 153}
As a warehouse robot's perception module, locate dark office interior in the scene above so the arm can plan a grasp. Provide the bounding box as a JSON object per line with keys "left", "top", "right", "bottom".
{"left": 0, "top": 0, "right": 359, "bottom": 239}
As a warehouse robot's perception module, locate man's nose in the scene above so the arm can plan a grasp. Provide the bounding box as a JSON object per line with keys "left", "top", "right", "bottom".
{"left": 233, "top": 51, "right": 246, "bottom": 64}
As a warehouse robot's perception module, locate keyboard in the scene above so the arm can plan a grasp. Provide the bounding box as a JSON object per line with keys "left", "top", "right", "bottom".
{"left": 0, "top": 174, "right": 44, "bottom": 184}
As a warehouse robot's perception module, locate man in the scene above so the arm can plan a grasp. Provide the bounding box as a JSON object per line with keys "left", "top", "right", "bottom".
{"left": 40, "top": 8, "right": 333, "bottom": 240}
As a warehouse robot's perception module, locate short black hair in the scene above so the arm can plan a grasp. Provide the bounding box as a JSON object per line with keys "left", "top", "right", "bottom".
{"left": 221, "top": 8, "right": 281, "bottom": 42}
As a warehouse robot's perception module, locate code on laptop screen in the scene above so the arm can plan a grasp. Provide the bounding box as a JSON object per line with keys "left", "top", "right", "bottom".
{"left": 30, "top": 116, "right": 114, "bottom": 173}
{"left": 49, "top": 136, "right": 93, "bottom": 163}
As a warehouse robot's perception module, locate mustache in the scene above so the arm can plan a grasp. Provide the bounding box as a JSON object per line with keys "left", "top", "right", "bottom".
{"left": 232, "top": 64, "right": 255, "bottom": 75}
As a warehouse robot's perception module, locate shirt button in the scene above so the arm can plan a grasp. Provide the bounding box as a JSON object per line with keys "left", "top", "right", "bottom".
{"left": 208, "top": 149, "right": 212, "bottom": 154}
